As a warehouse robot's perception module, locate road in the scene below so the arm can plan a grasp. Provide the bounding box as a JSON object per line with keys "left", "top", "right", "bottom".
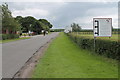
{"left": 2, "top": 32, "right": 59, "bottom": 78}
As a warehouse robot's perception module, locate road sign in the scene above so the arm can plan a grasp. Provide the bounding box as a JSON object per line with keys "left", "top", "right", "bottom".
{"left": 93, "top": 18, "right": 112, "bottom": 37}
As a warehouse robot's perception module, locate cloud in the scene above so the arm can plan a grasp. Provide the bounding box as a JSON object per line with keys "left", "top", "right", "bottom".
{"left": 6, "top": 2, "right": 118, "bottom": 29}
{"left": 12, "top": 8, "right": 49, "bottom": 18}
{"left": 86, "top": 7, "right": 117, "bottom": 16}
{"left": 85, "top": 7, "right": 118, "bottom": 28}
{"left": 73, "top": 14, "right": 118, "bottom": 29}
{"left": 3, "top": 0, "right": 119, "bottom": 2}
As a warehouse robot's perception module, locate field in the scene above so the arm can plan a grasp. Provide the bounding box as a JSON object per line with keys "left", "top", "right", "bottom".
{"left": 32, "top": 33, "right": 118, "bottom": 78}
{"left": 71, "top": 32, "right": 118, "bottom": 41}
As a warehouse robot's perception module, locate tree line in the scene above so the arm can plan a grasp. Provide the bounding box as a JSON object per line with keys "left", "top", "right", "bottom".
{"left": 70, "top": 23, "right": 81, "bottom": 32}
{"left": 68, "top": 23, "right": 119, "bottom": 33}
{"left": 2, "top": 3, "right": 53, "bottom": 35}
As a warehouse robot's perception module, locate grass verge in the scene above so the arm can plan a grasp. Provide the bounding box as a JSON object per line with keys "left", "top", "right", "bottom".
{"left": 0, "top": 37, "right": 31, "bottom": 43}
{"left": 32, "top": 32, "right": 118, "bottom": 78}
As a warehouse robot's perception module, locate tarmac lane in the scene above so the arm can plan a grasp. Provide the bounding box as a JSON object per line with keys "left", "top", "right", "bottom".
{"left": 2, "top": 32, "right": 59, "bottom": 78}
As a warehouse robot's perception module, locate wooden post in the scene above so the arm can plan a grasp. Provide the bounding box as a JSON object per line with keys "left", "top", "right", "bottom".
{"left": 94, "top": 37, "right": 96, "bottom": 52}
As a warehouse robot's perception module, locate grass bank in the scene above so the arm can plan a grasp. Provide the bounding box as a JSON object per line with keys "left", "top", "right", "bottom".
{"left": 32, "top": 32, "right": 118, "bottom": 78}
{"left": 0, "top": 37, "right": 31, "bottom": 43}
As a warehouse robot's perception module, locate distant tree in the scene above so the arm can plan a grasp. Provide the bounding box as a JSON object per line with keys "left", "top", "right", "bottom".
{"left": 19, "top": 16, "right": 37, "bottom": 32}
{"left": 15, "top": 16, "right": 49, "bottom": 34}
{"left": 15, "top": 17, "right": 53, "bottom": 34}
{"left": 39, "top": 19, "right": 53, "bottom": 29}
{"left": 71, "top": 23, "right": 81, "bottom": 32}
{"left": 39, "top": 21, "right": 49, "bottom": 30}
{"left": 14, "top": 16, "right": 23, "bottom": 32}
{"left": 32, "top": 21, "right": 44, "bottom": 34}
{"left": 15, "top": 16, "right": 23, "bottom": 24}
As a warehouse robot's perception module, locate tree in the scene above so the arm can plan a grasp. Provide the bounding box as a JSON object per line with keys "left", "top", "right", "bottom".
{"left": 2, "top": 3, "right": 21, "bottom": 34}
{"left": 19, "top": 16, "right": 37, "bottom": 32}
{"left": 39, "top": 19, "right": 53, "bottom": 29}
{"left": 32, "top": 21, "right": 43, "bottom": 34}
{"left": 15, "top": 16, "right": 23, "bottom": 24}
{"left": 15, "top": 16, "right": 47, "bottom": 34}
{"left": 71, "top": 23, "right": 81, "bottom": 32}
{"left": 15, "top": 17, "right": 53, "bottom": 34}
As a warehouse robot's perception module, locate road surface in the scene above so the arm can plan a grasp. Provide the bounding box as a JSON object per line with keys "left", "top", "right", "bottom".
{"left": 2, "top": 32, "right": 59, "bottom": 78}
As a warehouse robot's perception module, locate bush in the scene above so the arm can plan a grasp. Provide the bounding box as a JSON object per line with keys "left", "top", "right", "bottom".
{"left": 2, "top": 34, "right": 8, "bottom": 40}
{"left": 14, "top": 34, "right": 19, "bottom": 38}
{"left": 2, "top": 34, "right": 19, "bottom": 40}
{"left": 68, "top": 33, "right": 120, "bottom": 60}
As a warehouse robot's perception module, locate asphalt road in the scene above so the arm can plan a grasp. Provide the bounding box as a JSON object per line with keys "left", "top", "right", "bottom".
{"left": 2, "top": 32, "right": 59, "bottom": 78}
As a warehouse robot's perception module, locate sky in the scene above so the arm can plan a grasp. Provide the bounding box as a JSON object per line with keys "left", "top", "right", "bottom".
{"left": 4, "top": 1, "right": 118, "bottom": 29}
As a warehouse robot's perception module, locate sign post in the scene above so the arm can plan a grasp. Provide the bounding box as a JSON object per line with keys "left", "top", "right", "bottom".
{"left": 93, "top": 18, "right": 112, "bottom": 51}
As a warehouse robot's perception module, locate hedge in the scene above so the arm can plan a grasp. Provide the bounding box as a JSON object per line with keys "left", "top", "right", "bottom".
{"left": 68, "top": 33, "right": 120, "bottom": 60}
{"left": 2, "top": 34, "right": 19, "bottom": 40}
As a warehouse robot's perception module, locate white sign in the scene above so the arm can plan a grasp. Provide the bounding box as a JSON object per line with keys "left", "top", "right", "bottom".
{"left": 93, "top": 18, "right": 112, "bottom": 37}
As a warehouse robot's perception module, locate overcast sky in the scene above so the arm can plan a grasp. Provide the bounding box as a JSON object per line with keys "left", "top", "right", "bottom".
{"left": 6, "top": 1, "right": 118, "bottom": 29}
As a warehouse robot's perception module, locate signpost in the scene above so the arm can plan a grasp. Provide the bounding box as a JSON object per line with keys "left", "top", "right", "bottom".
{"left": 93, "top": 18, "right": 112, "bottom": 51}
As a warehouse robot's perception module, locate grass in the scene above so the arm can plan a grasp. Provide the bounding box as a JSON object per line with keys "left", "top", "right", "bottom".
{"left": 71, "top": 32, "right": 118, "bottom": 41}
{"left": 0, "top": 37, "right": 31, "bottom": 43}
{"left": 32, "top": 32, "right": 118, "bottom": 78}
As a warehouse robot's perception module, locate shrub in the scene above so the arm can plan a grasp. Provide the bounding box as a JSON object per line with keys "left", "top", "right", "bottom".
{"left": 68, "top": 33, "right": 120, "bottom": 60}
{"left": 14, "top": 34, "right": 19, "bottom": 38}
{"left": 2, "top": 34, "right": 8, "bottom": 40}
{"left": 2, "top": 34, "right": 19, "bottom": 40}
